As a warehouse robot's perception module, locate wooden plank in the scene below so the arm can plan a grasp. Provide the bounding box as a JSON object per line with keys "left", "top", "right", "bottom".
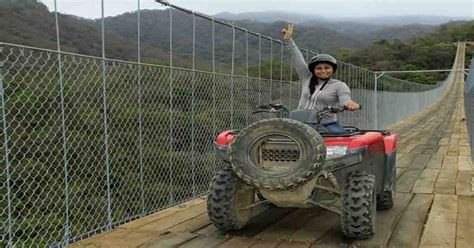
{"left": 434, "top": 170, "right": 457, "bottom": 195}
{"left": 421, "top": 146, "right": 437, "bottom": 155}
{"left": 447, "top": 146, "right": 459, "bottom": 156}
{"left": 276, "top": 240, "right": 312, "bottom": 248}
{"left": 458, "top": 155, "right": 472, "bottom": 171}
{"left": 419, "top": 194, "right": 457, "bottom": 248}
{"left": 449, "top": 137, "right": 460, "bottom": 145}
{"left": 217, "top": 208, "right": 294, "bottom": 246}
{"left": 396, "top": 152, "right": 417, "bottom": 168}
{"left": 412, "top": 169, "right": 440, "bottom": 194}
{"left": 309, "top": 226, "right": 349, "bottom": 248}
{"left": 396, "top": 168, "right": 423, "bottom": 193}
{"left": 228, "top": 207, "right": 294, "bottom": 237}
{"left": 426, "top": 154, "right": 443, "bottom": 169}
{"left": 142, "top": 232, "right": 198, "bottom": 248}
{"left": 218, "top": 236, "right": 255, "bottom": 248}
{"left": 286, "top": 211, "right": 339, "bottom": 242}
{"left": 456, "top": 196, "right": 474, "bottom": 248}
{"left": 459, "top": 145, "right": 470, "bottom": 156}
{"left": 398, "top": 143, "right": 418, "bottom": 154}
{"left": 72, "top": 229, "right": 197, "bottom": 248}
{"left": 456, "top": 170, "right": 474, "bottom": 196}
{"left": 387, "top": 194, "right": 434, "bottom": 248}
{"left": 70, "top": 201, "right": 206, "bottom": 247}
{"left": 179, "top": 233, "right": 231, "bottom": 247}
{"left": 396, "top": 167, "right": 406, "bottom": 180}
{"left": 410, "top": 154, "right": 431, "bottom": 169}
{"left": 436, "top": 145, "right": 449, "bottom": 155}
{"left": 396, "top": 152, "right": 406, "bottom": 161}
{"left": 354, "top": 193, "right": 413, "bottom": 247}
{"left": 166, "top": 213, "right": 210, "bottom": 233}
{"left": 246, "top": 208, "right": 323, "bottom": 247}
{"left": 121, "top": 197, "right": 206, "bottom": 229}
{"left": 441, "top": 155, "right": 458, "bottom": 170}
{"left": 439, "top": 137, "right": 450, "bottom": 145}
{"left": 411, "top": 144, "right": 428, "bottom": 155}
{"left": 137, "top": 203, "right": 207, "bottom": 232}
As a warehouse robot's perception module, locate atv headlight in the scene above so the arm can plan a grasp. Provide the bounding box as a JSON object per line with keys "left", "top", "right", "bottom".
{"left": 326, "top": 146, "right": 347, "bottom": 159}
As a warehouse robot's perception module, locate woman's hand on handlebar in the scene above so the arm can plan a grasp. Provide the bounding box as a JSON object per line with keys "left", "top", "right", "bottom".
{"left": 282, "top": 23, "right": 294, "bottom": 40}
{"left": 344, "top": 101, "right": 361, "bottom": 111}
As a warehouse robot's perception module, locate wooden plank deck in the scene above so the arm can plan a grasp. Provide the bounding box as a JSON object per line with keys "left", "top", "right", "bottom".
{"left": 69, "top": 46, "right": 472, "bottom": 248}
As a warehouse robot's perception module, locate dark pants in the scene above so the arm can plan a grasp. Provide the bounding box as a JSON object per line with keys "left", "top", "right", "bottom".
{"left": 323, "top": 122, "right": 347, "bottom": 134}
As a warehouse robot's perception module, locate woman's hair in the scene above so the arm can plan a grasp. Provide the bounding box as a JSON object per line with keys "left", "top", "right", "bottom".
{"left": 309, "top": 76, "right": 318, "bottom": 95}
{"left": 309, "top": 75, "right": 331, "bottom": 95}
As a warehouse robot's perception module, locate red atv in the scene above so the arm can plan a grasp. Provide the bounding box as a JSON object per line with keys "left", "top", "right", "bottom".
{"left": 208, "top": 104, "right": 397, "bottom": 239}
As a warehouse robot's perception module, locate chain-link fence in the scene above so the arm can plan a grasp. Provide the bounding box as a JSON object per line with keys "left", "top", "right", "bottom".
{"left": 0, "top": 1, "right": 461, "bottom": 246}
{"left": 0, "top": 40, "right": 458, "bottom": 247}
{"left": 464, "top": 58, "right": 474, "bottom": 162}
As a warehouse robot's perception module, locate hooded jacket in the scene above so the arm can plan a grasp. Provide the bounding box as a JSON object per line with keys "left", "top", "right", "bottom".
{"left": 286, "top": 38, "right": 352, "bottom": 124}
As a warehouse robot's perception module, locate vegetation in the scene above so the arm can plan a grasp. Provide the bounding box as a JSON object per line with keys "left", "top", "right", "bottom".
{"left": 335, "top": 21, "right": 474, "bottom": 84}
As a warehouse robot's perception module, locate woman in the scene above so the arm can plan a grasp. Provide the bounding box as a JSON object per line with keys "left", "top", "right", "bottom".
{"left": 282, "top": 23, "right": 360, "bottom": 134}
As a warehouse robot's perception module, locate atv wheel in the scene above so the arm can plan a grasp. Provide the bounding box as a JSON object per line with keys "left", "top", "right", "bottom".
{"left": 229, "top": 118, "right": 326, "bottom": 190}
{"left": 377, "top": 190, "right": 394, "bottom": 210}
{"left": 207, "top": 168, "right": 255, "bottom": 231}
{"left": 341, "top": 171, "right": 376, "bottom": 239}
{"left": 377, "top": 174, "right": 395, "bottom": 210}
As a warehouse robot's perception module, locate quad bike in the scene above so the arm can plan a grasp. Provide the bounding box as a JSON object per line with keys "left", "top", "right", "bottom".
{"left": 207, "top": 103, "right": 398, "bottom": 239}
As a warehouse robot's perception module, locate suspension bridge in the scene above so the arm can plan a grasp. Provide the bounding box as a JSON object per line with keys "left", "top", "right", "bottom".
{"left": 0, "top": 0, "right": 473, "bottom": 247}
{"left": 70, "top": 41, "right": 474, "bottom": 248}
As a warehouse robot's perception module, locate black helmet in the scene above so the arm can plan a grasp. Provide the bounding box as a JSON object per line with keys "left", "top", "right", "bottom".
{"left": 308, "top": 54, "right": 338, "bottom": 73}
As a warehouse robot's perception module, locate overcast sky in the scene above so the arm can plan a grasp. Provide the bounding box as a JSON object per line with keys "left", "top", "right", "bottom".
{"left": 40, "top": 0, "right": 473, "bottom": 19}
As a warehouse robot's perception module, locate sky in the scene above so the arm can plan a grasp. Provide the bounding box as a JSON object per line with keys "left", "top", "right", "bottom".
{"left": 40, "top": 0, "right": 473, "bottom": 19}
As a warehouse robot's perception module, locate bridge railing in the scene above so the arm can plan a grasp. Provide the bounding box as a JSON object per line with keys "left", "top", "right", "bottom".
{"left": 0, "top": 1, "right": 459, "bottom": 247}
{"left": 464, "top": 58, "right": 474, "bottom": 162}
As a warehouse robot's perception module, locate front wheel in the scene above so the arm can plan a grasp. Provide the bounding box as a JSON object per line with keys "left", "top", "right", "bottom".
{"left": 341, "top": 171, "right": 376, "bottom": 239}
{"left": 207, "top": 168, "right": 255, "bottom": 231}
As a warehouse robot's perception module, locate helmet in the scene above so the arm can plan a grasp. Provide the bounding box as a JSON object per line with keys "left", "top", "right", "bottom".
{"left": 308, "top": 54, "right": 338, "bottom": 73}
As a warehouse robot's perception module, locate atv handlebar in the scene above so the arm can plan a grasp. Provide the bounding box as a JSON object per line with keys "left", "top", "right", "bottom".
{"left": 326, "top": 104, "right": 363, "bottom": 113}
{"left": 252, "top": 103, "right": 290, "bottom": 114}
{"left": 252, "top": 103, "right": 362, "bottom": 115}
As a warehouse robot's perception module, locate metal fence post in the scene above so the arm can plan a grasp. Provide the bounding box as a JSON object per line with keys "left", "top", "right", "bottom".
{"left": 373, "top": 72, "right": 379, "bottom": 130}
{"left": 53, "top": 0, "right": 71, "bottom": 244}
{"left": 191, "top": 12, "right": 196, "bottom": 196}
{"left": 1, "top": 63, "right": 13, "bottom": 248}
{"left": 137, "top": 0, "right": 145, "bottom": 217}
{"left": 168, "top": 7, "right": 175, "bottom": 205}
{"left": 100, "top": 0, "right": 112, "bottom": 229}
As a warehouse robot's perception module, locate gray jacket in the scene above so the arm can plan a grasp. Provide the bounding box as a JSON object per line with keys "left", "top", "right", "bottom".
{"left": 286, "top": 39, "right": 352, "bottom": 124}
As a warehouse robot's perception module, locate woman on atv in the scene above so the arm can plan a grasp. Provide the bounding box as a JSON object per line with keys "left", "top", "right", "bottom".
{"left": 282, "top": 23, "right": 360, "bottom": 134}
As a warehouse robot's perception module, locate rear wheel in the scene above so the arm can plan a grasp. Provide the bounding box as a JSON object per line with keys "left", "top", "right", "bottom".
{"left": 341, "top": 171, "right": 376, "bottom": 239}
{"left": 207, "top": 168, "right": 255, "bottom": 231}
{"left": 377, "top": 188, "right": 395, "bottom": 210}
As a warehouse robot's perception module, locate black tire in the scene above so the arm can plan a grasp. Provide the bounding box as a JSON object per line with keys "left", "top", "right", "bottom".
{"left": 229, "top": 118, "right": 326, "bottom": 191}
{"left": 207, "top": 168, "right": 255, "bottom": 231}
{"left": 377, "top": 182, "right": 395, "bottom": 210}
{"left": 341, "top": 171, "right": 376, "bottom": 239}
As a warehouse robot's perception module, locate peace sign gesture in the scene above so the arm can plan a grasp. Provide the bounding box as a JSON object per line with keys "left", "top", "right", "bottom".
{"left": 282, "top": 23, "right": 294, "bottom": 40}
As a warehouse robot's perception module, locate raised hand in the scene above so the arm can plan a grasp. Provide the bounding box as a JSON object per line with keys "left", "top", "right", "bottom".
{"left": 282, "top": 23, "right": 294, "bottom": 40}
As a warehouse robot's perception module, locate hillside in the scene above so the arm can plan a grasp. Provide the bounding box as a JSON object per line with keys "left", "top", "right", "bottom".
{"left": 336, "top": 20, "right": 474, "bottom": 84}
{"left": 214, "top": 11, "right": 468, "bottom": 26}
{"left": 0, "top": 0, "right": 471, "bottom": 82}
{"left": 0, "top": 0, "right": 440, "bottom": 68}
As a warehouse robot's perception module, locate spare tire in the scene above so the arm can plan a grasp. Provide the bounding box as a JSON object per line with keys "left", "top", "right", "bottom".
{"left": 228, "top": 118, "right": 326, "bottom": 190}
